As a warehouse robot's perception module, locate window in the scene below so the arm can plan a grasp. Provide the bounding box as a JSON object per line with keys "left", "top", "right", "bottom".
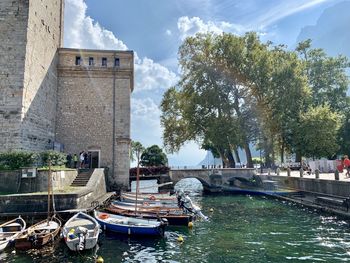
{"left": 114, "top": 58, "right": 120, "bottom": 67}
{"left": 102, "top": 57, "right": 107, "bottom": 67}
{"left": 89, "top": 57, "right": 94, "bottom": 66}
{"left": 75, "top": 56, "right": 81, "bottom": 66}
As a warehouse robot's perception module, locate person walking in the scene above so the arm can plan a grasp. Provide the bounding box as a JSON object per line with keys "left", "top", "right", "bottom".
{"left": 344, "top": 155, "right": 350, "bottom": 177}
{"left": 73, "top": 154, "right": 78, "bottom": 168}
{"left": 66, "top": 153, "right": 72, "bottom": 168}
{"left": 80, "top": 151, "right": 85, "bottom": 168}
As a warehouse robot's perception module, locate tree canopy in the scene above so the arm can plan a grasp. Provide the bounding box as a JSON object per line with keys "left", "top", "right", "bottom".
{"left": 161, "top": 33, "right": 350, "bottom": 166}
{"left": 140, "top": 145, "right": 168, "bottom": 167}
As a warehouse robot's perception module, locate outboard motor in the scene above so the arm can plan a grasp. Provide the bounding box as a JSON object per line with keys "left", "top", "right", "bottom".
{"left": 179, "top": 193, "right": 209, "bottom": 221}
{"left": 75, "top": 226, "right": 88, "bottom": 251}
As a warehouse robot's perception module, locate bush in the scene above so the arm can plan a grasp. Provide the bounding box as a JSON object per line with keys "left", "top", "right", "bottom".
{"left": 0, "top": 151, "right": 38, "bottom": 170}
{"left": 40, "top": 150, "right": 67, "bottom": 167}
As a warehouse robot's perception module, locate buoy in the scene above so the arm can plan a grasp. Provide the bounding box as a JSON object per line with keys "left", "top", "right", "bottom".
{"left": 99, "top": 213, "right": 109, "bottom": 220}
{"left": 188, "top": 221, "right": 194, "bottom": 228}
{"left": 210, "top": 208, "right": 214, "bottom": 212}
{"left": 177, "top": 235, "right": 184, "bottom": 243}
{"left": 96, "top": 256, "right": 104, "bottom": 263}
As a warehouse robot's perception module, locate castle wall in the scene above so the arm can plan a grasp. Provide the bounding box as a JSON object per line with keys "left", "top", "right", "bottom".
{"left": 0, "top": 0, "right": 29, "bottom": 150}
{"left": 20, "top": 0, "right": 63, "bottom": 151}
{"left": 56, "top": 48, "right": 133, "bottom": 189}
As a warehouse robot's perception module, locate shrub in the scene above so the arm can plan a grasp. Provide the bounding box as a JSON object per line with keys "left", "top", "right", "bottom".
{"left": 0, "top": 151, "right": 38, "bottom": 170}
{"left": 40, "top": 150, "right": 67, "bottom": 167}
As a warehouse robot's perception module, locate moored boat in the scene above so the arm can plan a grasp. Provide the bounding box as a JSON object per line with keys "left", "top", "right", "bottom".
{"left": 94, "top": 210, "right": 167, "bottom": 237}
{"left": 62, "top": 212, "right": 100, "bottom": 251}
{"left": 112, "top": 201, "right": 182, "bottom": 213}
{"left": 14, "top": 216, "right": 61, "bottom": 250}
{"left": 120, "top": 193, "right": 178, "bottom": 205}
{"left": 0, "top": 216, "right": 26, "bottom": 252}
{"left": 105, "top": 205, "right": 192, "bottom": 226}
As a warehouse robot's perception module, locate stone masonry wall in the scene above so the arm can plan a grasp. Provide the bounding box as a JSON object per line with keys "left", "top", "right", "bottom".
{"left": 20, "top": 0, "right": 63, "bottom": 151}
{"left": 0, "top": 0, "right": 29, "bottom": 150}
{"left": 56, "top": 48, "right": 133, "bottom": 189}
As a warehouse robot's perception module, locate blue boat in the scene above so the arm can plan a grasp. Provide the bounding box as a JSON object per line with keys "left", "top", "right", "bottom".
{"left": 94, "top": 210, "right": 166, "bottom": 237}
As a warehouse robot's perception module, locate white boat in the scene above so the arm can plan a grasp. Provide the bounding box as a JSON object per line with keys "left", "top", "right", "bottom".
{"left": 0, "top": 216, "right": 26, "bottom": 251}
{"left": 62, "top": 212, "right": 100, "bottom": 251}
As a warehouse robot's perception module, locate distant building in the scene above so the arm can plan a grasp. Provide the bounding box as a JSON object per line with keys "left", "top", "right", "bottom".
{"left": 0, "top": 0, "right": 133, "bottom": 190}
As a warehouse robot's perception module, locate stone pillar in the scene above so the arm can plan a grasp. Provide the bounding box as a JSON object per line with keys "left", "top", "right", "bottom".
{"left": 300, "top": 168, "right": 304, "bottom": 178}
{"left": 276, "top": 167, "right": 280, "bottom": 176}
{"left": 267, "top": 168, "right": 271, "bottom": 176}
{"left": 287, "top": 167, "right": 291, "bottom": 177}
{"left": 335, "top": 170, "right": 339, "bottom": 181}
{"left": 315, "top": 169, "right": 320, "bottom": 179}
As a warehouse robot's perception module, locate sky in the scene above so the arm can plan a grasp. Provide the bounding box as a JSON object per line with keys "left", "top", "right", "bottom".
{"left": 63, "top": 0, "right": 350, "bottom": 167}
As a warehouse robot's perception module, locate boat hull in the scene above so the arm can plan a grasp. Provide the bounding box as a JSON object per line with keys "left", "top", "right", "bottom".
{"left": 62, "top": 212, "right": 100, "bottom": 251}
{"left": 105, "top": 206, "right": 192, "bottom": 226}
{"left": 0, "top": 216, "right": 26, "bottom": 252}
{"left": 94, "top": 211, "right": 165, "bottom": 237}
{"left": 15, "top": 217, "right": 61, "bottom": 250}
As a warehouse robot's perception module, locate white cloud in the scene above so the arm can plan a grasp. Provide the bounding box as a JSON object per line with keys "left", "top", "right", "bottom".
{"left": 64, "top": 0, "right": 177, "bottom": 94}
{"left": 177, "top": 16, "right": 246, "bottom": 40}
{"left": 134, "top": 57, "right": 178, "bottom": 93}
{"left": 165, "top": 29, "right": 172, "bottom": 36}
{"left": 64, "top": 0, "right": 128, "bottom": 50}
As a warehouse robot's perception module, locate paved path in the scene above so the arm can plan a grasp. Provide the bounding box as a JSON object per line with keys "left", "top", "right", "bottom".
{"left": 259, "top": 170, "right": 350, "bottom": 182}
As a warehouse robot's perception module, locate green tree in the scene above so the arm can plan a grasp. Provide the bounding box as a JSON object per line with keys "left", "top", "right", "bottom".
{"left": 295, "top": 105, "right": 341, "bottom": 159}
{"left": 140, "top": 145, "right": 168, "bottom": 167}
{"left": 296, "top": 39, "right": 349, "bottom": 111}
{"left": 130, "top": 141, "right": 145, "bottom": 166}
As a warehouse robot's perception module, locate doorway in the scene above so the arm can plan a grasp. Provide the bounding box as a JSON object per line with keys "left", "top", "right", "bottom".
{"left": 88, "top": 150, "right": 100, "bottom": 168}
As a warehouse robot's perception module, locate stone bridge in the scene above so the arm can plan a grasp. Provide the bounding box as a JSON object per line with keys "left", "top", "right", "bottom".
{"left": 169, "top": 168, "right": 256, "bottom": 192}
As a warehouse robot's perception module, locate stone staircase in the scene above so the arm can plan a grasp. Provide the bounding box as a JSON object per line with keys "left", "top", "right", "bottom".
{"left": 71, "top": 169, "right": 94, "bottom": 187}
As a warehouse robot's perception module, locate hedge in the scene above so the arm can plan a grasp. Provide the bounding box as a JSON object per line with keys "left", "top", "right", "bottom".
{"left": 0, "top": 150, "right": 67, "bottom": 170}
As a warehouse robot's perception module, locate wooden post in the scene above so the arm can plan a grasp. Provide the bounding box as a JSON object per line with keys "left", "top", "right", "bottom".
{"left": 300, "top": 168, "right": 304, "bottom": 178}
{"left": 315, "top": 169, "right": 320, "bottom": 179}
{"left": 47, "top": 160, "right": 51, "bottom": 223}
{"left": 335, "top": 170, "right": 339, "bottom": 181}
{"left": 287, "top": 167, "right": 291, "bottom": 177}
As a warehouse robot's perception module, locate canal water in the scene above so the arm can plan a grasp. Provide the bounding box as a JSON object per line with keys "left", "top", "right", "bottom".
{"left": 2, "top": 179, "right": 350, "bottom": 262}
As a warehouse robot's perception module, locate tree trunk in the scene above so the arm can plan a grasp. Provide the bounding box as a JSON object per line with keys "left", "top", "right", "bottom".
{"left": 243, "top": 141, "right": 253, "bottom": 168}
{"left": 226, "top": 150, "right": 236, "bottom": 168}
{"left": 295, "top": 151, "right": 302, "bottom": 163}
{"left": 280, "top": 143, "right": 284, "bottom": 164}
{"left": 233, "top": 147, "right": 241, "bottom": 163}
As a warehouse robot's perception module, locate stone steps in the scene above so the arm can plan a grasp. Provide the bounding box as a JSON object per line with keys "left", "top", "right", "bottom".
{"left": 71, "top": 169, "right": 94, "bottom": 187}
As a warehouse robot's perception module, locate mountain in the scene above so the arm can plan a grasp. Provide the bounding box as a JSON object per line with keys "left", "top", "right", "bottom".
{"left": 297, "top": 1, "right": 350, "bottom": 59}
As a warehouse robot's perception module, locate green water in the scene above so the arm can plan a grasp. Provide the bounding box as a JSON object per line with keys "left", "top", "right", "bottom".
{"left": 2, "top": 192, "right": 350, "bottom": 262}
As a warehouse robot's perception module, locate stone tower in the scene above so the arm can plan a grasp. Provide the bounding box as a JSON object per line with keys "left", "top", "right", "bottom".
{"left": 0, "top": 0, "right": 64, "bottom": 151}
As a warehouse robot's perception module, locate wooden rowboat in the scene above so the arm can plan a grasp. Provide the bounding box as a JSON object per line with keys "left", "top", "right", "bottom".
{"left": 0, "top": 216, "right": 26, "bottom": 252}
{"left": 15, "top": 216, "right": 61, "bottom": 250}
{"left": 112, "top": 201, "right": 183, "bottom": 213}
{"left": 105, "top": 205, "right": 192, "bottom": 226}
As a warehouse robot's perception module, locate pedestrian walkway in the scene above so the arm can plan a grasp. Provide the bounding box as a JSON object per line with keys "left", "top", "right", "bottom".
{"left": 259, "top": 170, "right": 350, "bottom": 181}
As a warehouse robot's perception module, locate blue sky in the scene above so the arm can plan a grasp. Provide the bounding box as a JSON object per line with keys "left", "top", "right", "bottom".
{"left": 63, "top": 0, "right": 349, "bottom": 166}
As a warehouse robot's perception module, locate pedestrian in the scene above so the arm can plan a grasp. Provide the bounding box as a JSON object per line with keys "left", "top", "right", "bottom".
{"left": 66, "top": 153, "right": 72, "bottom": 168}
{"left": 344, "top": 155, "right": 350, "bottom": 177}
{"left": 73, "top": 154, "right": 78, "bottom": 168}
{"left": 84, "top": 151, "right": 88, "bottom": 168}
{"left": 80, "top": 151, "right": 85, "bottom": 168}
